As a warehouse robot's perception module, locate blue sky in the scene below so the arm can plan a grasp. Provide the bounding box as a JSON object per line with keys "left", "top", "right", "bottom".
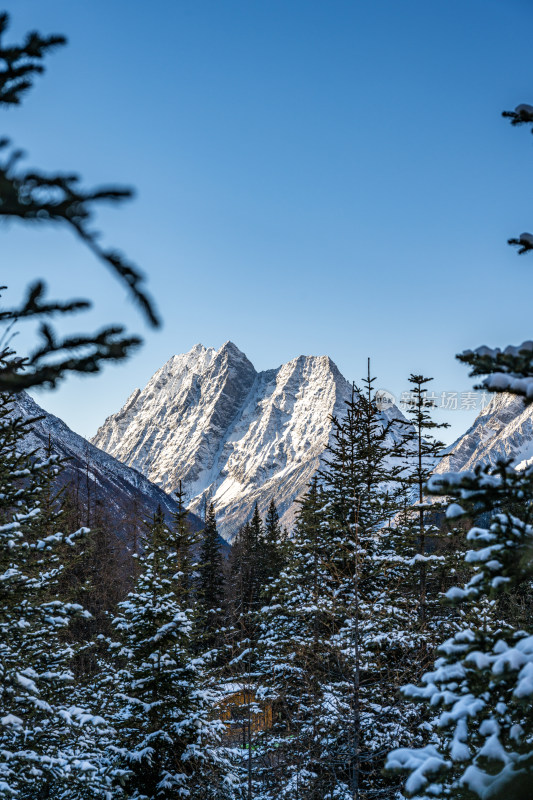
{"left": 3, "top": 0, "right": 533, "bottom": 442}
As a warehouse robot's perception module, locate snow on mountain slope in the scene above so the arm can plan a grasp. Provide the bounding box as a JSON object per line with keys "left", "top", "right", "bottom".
{"left": 92, "top": 342, "right": 257, "bottom": 498}
{"left": 92, "top": 342, "right": 409, "bottom": 540}
{"left": 12, "top": 391, "right": 200, "bottom": 535}
{"left": 92, "top": 343, "right": 356, "bottom": 538}
{"left": 434, "top": 392, "right": 533, "bottom": 475}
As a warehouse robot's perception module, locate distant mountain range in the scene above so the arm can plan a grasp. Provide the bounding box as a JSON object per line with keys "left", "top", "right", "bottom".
{"left": 12, "top": 392, "right": 204, "bottom": 541}
{"left": 91, "top": 342, "right": 406, "bottom": 540}
{"left": 16, "top": 353, "right": 533, "bottom": 546}
{"left": 435, "top": 391, "right": 533, "bottom": 475}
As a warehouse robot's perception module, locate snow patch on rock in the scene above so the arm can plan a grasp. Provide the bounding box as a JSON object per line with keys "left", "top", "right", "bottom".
{"left": 434, "top": 392, "right": 533, "bottom": 477}
{"left": 92, "top": 343, "right": 392, "bottom": 540}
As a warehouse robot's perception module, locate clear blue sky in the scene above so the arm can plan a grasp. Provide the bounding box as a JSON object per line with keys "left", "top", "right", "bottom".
{"left": 3, "top": 0, "right": 533, "bottom": 442}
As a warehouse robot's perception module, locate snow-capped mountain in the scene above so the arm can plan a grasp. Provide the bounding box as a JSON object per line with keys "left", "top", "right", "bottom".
{"left": 92, "top": 342, "right": 404, "bottom": 540}
{"left": 12, "top": 391, "right": 200, "bottom": 535}
{"left": 434, "top": 392, "right": 533, "bottom": 475}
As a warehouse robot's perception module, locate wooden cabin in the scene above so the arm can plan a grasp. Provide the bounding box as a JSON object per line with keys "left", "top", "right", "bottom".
{"left": 216, "top": 684, "right": 273, "bottom": 743}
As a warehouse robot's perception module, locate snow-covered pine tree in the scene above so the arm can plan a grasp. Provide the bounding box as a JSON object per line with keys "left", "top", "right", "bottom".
{"left": 377, "top": 375, "right": 468, "bottom": 677}
{"left": 256, "top": 365, "right": 413, "bottom": 799}
{"left": 319, "top": 367, "right": 412, "bottom": 799}
{"left": 0, "top": 391, "right": 110, "bottom": 798}
{"left": 225, "top": 509, "right": 266, "bottom": 800}
{"left": 256, "top": 478, "right": 339, "bottom": 800}
{"left": 399, "top": 375, "right": 450, "bottom": 626}
{"left": 172, "top": 480, "right": 198, "bottom": 606}
{"left": 386, "top": 462, "right": 533, "bottom": 799}
{"left": 370, "top": 375, "right": 472, "bottom": 782}
{"left": 108, "top": 505, "right": 236, "bottom": 800}
{"left": 260, "top": 499, "right": 287, "bottom": 601}
{"left": 385, "top": 99, "right": 533, "bottom": 800}
{"left": 196, "top": 502, "right": 225, "bottom": 653}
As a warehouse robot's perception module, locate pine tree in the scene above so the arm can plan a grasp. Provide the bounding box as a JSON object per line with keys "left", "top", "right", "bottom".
{"left": 320, "top": 368, "right": 412, "bottom": 799}
{"left": 196, "top": 503, "right": 225, "bottom": 652}
{"left": 256, "top": 365, "right": 416, "bottom": 799}
{"left": 385, "top": 99, "right": 533, "bottom": 800}
{"left": 257, "top": 478, "right": 337, "bottom": 799}
{"left": 386, "top": 462, "right": 533, "bottom": 799}
{"left": 59, "top": 497, "right": 131, "bottom": 678}
{"left": 225, "top": 507, "right": 272, "bottom": 800}
{"left": 372, "top": 376, "right": 471, "bottom": 775}
{"left": 107, "top": 506, "right": 236, "bottom": 799}
{"left": 260, "top": 499, "right": 286, "bottom": 598}
{"left": 229, "top": 511, "right": 263, "bottom": 632}
{"left": 172, "top": 481, "right": 197, "bottom": 606}
{"left": 378, "top": 375, "right": 466, "bottom": 671}
{"left": 0, "top": 391, "right": 110, "bottom": 797}
{"left": 400, "top": 375, "right": 450, "bottom": 626}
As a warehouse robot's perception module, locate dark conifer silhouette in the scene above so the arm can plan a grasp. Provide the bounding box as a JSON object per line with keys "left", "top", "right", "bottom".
{"left": 197, "top": 502, "right": 225, "bottom": 649}
{"left": 0, "top": 12, "right": 158, "bottom": 391}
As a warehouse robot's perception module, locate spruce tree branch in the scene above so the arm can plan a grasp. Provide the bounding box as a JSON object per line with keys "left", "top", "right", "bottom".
{"left": 0, "top": 12, "right": 66, "bottom": 105}
{"left": 0, "top": 323, "right": 141, "bottom": 391}
{"left": 0, "top": 13, "right": 160, "bottom": 390}
{"left": 0, "top": 141, "right": 159, "bottom": 327}
{"left": 458, "top": 341, "right": 533, "bottom": 401}
{"left": 502, "top": 106, "right": 533, "bottom": 257}
{"left": 0, "top": 281, "right": 89, "bottom": 321}
{"left": 0, "top": 283, "right": 141, "bottom": 390}
{"left": 508, "top": 233, "right": 533, "bottom": 255}
{"left": 502, "top": 105, "right": 533, "bottom": 130}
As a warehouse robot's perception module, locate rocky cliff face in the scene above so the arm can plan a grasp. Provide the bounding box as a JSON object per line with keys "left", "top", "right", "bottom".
{"left": 434, "top": 392, "right": 533, "bottom": 474}
{"left": 86, "top": 337, "right": 533, "bottom": 539}
{"left": 12, "top": 391, "right": 201, "bottom": 537}
{"left": 92, "top": 342, "right": 362, "bottom": 539}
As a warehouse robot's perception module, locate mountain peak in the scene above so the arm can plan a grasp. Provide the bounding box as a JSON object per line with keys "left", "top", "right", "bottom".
{"left": 91, "top": 344, "right": 401, "bottom": 539}
{"left": 157, "top": 344, "right": 217, "bottom": 378}
{"left": 187, "top": 342, "right": 209, "bottom": 357}
{"left": 219, "top": 339, "right": 241, "bottom": 352}
{"left": 216, "top": 340, "right": 252, "bottom": 362}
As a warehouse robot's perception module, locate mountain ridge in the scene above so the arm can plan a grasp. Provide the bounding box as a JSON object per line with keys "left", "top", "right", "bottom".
{"left": 92, "top": 343, "right": 357, "bottom": 538}
{"left": 434, "top": 391, "right": 533, "bottom": 475}
{"left": 12, "top": 391, "right": 205, "bottom": 540}
{"left": 91, "top": 342, "right": 410, "bottom": 540}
